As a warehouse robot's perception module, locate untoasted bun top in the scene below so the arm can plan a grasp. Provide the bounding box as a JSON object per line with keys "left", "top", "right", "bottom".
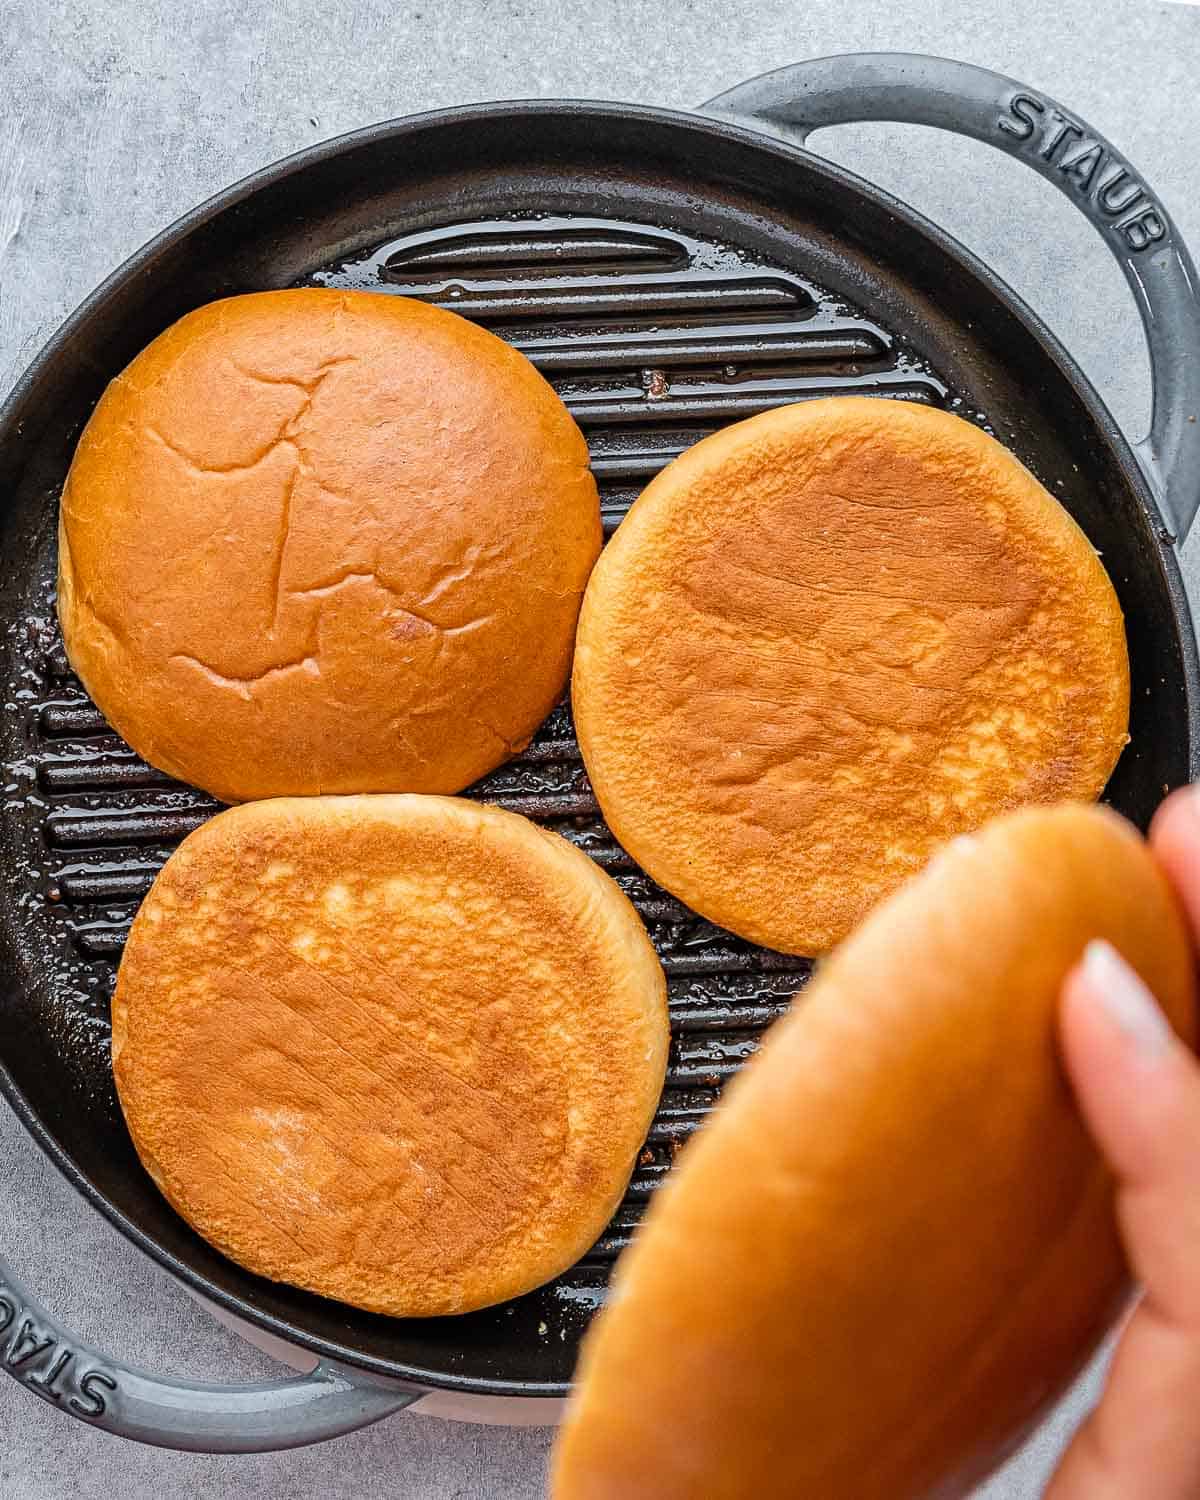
{"left": 552, "top": 804, "right": 1194, "bottom": 1500}
{"left": 59, "top": 290, "right": 600, "bottom": 803}
{"left": 573, "top": 397, "right": 1130, "bottom": 954}
{"left": 112, "top": 795, "right": 668, "bottom": 1318}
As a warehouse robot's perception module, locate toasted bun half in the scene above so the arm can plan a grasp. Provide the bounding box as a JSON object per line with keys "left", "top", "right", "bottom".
{"left": 573, "top": 398, "right": 1130, "bottom": 953}
{"left": 59, "top": 289, "right": 600, "bottom": 803}
{"left": 552, "top": 804, "right": 1194, "bottom": 1500}
{"left": 112, "top": 796, "right": 668, "bottom": 1317}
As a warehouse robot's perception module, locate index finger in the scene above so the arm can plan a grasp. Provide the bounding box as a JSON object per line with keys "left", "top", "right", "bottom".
{"left": 1151, "top": 786, "right": 1200, "bottom": 942}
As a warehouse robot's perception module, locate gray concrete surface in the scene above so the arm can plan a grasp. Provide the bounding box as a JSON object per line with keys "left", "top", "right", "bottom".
{"left": 1, "top": 0, "right": 1197, "bottom": 1493}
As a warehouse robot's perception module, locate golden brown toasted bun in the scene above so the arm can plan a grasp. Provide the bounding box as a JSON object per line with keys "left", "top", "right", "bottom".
{"left": 552, "top": 803, "right": 1195, "bottom": 1500}
{"left": 112, "top": 795, "right": 668, "bottom": 1317}
{"left": 59, "top": 289, "right": 600, "bottom": 803}
{"left": 573, "top": 397, "right": 1130, "bottom": 953}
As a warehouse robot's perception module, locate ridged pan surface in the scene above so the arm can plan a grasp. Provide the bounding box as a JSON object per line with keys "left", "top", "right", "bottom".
{"left": 0, "top": 106, "right": 1191, "bottom": 1393}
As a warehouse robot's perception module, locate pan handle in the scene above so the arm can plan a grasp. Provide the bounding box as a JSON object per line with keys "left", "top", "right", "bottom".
{"left": 0, "top": 1251, "right": 418, "bottom": 1450}
{"left": 703, "top": 52, "right": 1200, "bottom": 542}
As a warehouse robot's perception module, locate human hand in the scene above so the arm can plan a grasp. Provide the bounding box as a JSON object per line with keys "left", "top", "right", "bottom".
{"left": 1046, "top": 787, "right": 1200, "bottom": 1498}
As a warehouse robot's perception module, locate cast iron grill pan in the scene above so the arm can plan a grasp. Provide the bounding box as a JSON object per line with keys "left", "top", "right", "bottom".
{"left": 0, "top": 102, "right": 1193, "bottom": 1397}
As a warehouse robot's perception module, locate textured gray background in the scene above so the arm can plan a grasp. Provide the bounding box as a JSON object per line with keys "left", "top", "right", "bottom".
{"left": 1, "top": 0, "right": 1198, "bottom": 1493}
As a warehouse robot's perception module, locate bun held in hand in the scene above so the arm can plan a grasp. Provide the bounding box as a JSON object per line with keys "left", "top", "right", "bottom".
{"left": 552, "top": 803, "right": 1194, "bottom": 1500}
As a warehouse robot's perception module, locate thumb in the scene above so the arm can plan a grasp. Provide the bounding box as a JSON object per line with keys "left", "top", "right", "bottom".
{"left": 1045, "top": 940, "right": 1200, "bottom": 1500}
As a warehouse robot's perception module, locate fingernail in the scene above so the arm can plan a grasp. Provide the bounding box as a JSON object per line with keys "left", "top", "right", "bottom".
{"left": 1082, "top": 940, "right": 1173, "bottom": 1058}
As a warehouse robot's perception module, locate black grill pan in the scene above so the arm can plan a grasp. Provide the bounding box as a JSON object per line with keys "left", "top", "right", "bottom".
{"left": 0, "top": 53, "right": 1196, "bottom": 1451}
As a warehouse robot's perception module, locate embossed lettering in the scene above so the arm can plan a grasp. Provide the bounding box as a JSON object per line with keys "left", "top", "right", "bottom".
{"left": 999, "top": 92, "right": 1045, "bottom": 140}
{"left": 1097, "top": 167, "right": 1143, "bottom": 215}
{"left": 69, "top": 1370, "right": 117, "bottom": 1420}
{"left": 27, "top": 1347, "right": 73, "bottom": 1400}
{"left": 5, "top": 1318, "right": 53, "bottom": 1370}
{"left": 1059, "top": 140, "right": 1106, "bottom": 192}
{"left": 1041, "top": 114, "right": 1084, "bottom": 162}
{"left": 1119, "top": 207, "right": 1167, "bottom": 251}
{"left": 0, "top": 1295, "right": 14, "bottom": 1337}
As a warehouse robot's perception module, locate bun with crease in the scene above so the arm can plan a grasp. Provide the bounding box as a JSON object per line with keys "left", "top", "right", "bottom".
{"left": 59, "top": 289, "right": 600, "bottom": 802}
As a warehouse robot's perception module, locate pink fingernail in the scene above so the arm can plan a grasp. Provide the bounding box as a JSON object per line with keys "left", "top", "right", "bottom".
{"left": 1082, "top": 940, "right": 1172, "bottom": 1058}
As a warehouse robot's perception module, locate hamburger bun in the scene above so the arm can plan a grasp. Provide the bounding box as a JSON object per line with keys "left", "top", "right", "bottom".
{"left": 552, "top": 803, "right": 1194, "bottom": 1500}
{"left": 573, "top": 397, "right": 1130, "bottom": 953}
{"left": 112, "top": 795, "right": 668, "bottom": 1317}
{"left": 59, "top": 289, "right": 600, "bottom": 803}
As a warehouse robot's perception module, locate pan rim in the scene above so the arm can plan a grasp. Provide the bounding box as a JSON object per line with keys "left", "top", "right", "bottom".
{"left": 0, "top": 96, "right": 1196, "bottom": 1396}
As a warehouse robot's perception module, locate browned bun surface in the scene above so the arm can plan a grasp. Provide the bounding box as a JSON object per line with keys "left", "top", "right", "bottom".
{"left": 59, "top": 289, "right": 600, "bottom": 803}
{"left": 552, "top": 804, "right": 1194, "bottom": 1500}
{"left": 573, "top": 397, "right": 1130, "bottom": 953}
{"left": 112, "top": 795, "right": 668, "bottom": 1317}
